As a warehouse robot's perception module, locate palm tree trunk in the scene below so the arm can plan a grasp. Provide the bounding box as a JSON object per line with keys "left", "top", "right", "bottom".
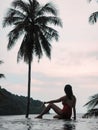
{"left": 26, "top": 59, "right": 31, "bottom": 118}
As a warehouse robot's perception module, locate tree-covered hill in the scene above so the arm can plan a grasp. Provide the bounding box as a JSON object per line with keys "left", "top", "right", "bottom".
{"left": 0, "top": 87, "right": 45, "bottom": 115}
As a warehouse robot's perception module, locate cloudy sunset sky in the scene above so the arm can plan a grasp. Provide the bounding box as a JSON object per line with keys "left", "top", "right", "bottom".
{"left": 0, "top": 0, "right": 98, "bottom": 113}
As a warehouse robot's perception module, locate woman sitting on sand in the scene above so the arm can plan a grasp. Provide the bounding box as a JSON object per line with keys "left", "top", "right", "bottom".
{"left": 36, "top": 84, "right": 76, "bottom": 120}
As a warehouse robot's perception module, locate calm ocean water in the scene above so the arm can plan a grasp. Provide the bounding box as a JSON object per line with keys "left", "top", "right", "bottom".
{"left": 0, "top": 113, "right": 98, "bottom": 130}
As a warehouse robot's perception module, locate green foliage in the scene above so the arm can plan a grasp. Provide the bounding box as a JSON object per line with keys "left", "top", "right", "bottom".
{"left": 83, "top": 94, "right": 98, "bottom": 118}
{"left": 0, "top": 87, "right": 45, "bottom": 115}
{"left": 84, "top": 94, "right": 98, "bottom": 109}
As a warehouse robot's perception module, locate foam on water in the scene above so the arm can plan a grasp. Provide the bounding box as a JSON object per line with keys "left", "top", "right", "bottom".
{"left": 0, "top": 114, "right": 98, "bottom": 130}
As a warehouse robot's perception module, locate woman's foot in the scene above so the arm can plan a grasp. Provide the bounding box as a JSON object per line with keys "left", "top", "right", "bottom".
{"left": 35, "top": 115, "right": 42, "bottom": 119}
{"left": 53, "top": 114, "right": 62, "bottom": 119}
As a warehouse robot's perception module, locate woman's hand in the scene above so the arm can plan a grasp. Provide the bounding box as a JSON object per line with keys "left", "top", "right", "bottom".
{"left": 43, "top": 102, "right": 47, "bottom": 104}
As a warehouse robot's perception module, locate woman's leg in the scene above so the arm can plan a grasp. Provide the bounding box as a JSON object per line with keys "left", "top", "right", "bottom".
{"left": 36, "top": 103, "right": 63, "bottom": 118}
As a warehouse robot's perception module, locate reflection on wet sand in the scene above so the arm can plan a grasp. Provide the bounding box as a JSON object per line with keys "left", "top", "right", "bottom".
{"left": 63, "top": 123, "right": 75, "bottom": 130}
{"left": 1, "top": 114, "right": 97, "bottom": 130}
{"left": 26, "top": 118, "right": 32, "bottom": 130}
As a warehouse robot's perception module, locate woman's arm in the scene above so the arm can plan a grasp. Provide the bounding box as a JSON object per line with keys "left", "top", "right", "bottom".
{"left": 73, "top": 96, "right": 76, "bottom": 120}
{"left": 73, "top": 106, "right": 76, "bottom": 120}
{"left": 44, "top": 97, "right": 64, "bottom": 104}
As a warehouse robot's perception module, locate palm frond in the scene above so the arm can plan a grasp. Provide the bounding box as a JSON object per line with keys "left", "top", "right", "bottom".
{"left": 12, "top": 0, "right": 29, "bottom": 14}
{"left": 39, "top": 31, "right": 51, "bottom": 59}
{"left": 3, "top": 8, "right": 25, "bottom": 27}
{"left": 83, "top": 108, "right": 98, "bottom": 118}
{"left": 36, "top": 16, "right": 62, "bottom": 27}
{"left": 89, "top": 12, "right": 98, "bottom": 24}
{"left": 84, "top": 94, "right": 98, "bottom": 109}
{"left": 40, "top": 25, "right": 59, "bottom": 42}
{"left": 38, "top": 2, "right": 58, "bottom": 16}
{"left": 17, "top": 33, "right": 34, "bottom": 63}
{"left": 7, "top": 23, "right": 24, "bottom": 49}
{"left": 17, "top": 39, "right": 25, "bottom": 62}
{"left": 32, "top": 30, "right": 43, "bottom": 60}
{"left": 29, "top": 0, "right": 40, "bottom": 12}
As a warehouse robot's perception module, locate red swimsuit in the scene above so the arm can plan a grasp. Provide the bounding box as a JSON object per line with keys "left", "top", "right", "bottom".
{"left": 62, "top": 103, "right": 72, "bottom": 119}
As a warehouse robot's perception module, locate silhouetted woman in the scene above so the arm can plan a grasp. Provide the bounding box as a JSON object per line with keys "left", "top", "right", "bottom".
{"left": 36, "top": 84, "right": 76, "bottom": 120}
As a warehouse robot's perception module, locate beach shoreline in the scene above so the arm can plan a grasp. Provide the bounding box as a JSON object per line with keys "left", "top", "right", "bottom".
{"left": 0, "top": 113, "right": 98, "bottom": 130}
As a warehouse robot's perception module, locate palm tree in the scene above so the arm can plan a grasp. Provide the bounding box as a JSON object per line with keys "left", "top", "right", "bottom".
{"left": 3, "top": 0, "right": 62, "bottom": 118}
{"left": 0, "top": 60, "right": 5, "bottom": 79}
{"left": 83, "top": 94, "right": 98, "bottom": 118}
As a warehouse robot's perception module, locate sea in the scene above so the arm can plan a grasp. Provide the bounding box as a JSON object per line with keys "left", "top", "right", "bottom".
{"left": 0, "top": 113, "right": 98, "bottom": 130}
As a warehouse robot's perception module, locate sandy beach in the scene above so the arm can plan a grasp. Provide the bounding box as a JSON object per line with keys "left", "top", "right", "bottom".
{"left": 0, "top": 113, "right": 97, "bottom": 130}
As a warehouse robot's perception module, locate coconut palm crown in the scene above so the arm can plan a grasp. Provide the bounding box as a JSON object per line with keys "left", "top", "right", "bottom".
{"left": 3, "top": 0, "right": 62, "bottom": 118}
{"left": 3, "top": 0, "right": 62, "bottom": 62}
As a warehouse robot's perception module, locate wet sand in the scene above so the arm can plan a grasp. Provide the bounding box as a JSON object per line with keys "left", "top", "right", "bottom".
{"left": 0, "top": 113, "right": 98, "bottom": 130}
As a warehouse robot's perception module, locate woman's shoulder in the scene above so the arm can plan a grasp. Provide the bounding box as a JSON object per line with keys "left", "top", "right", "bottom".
{"left": 60, "top": 95, "right": 67, "bottom": 100}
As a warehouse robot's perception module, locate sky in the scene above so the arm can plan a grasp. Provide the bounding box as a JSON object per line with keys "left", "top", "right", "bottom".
{"left": 0, "top": 0, "right": 98, "bottom": 114}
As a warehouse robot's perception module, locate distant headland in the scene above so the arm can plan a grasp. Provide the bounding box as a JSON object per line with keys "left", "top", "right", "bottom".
{"left": 0, "top": 87, "right": 45, "bottom": 115}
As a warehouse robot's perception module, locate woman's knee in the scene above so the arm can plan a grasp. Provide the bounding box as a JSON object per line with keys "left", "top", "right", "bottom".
{"left": 48, "top": 103, "right": 54, "bottom": 107}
